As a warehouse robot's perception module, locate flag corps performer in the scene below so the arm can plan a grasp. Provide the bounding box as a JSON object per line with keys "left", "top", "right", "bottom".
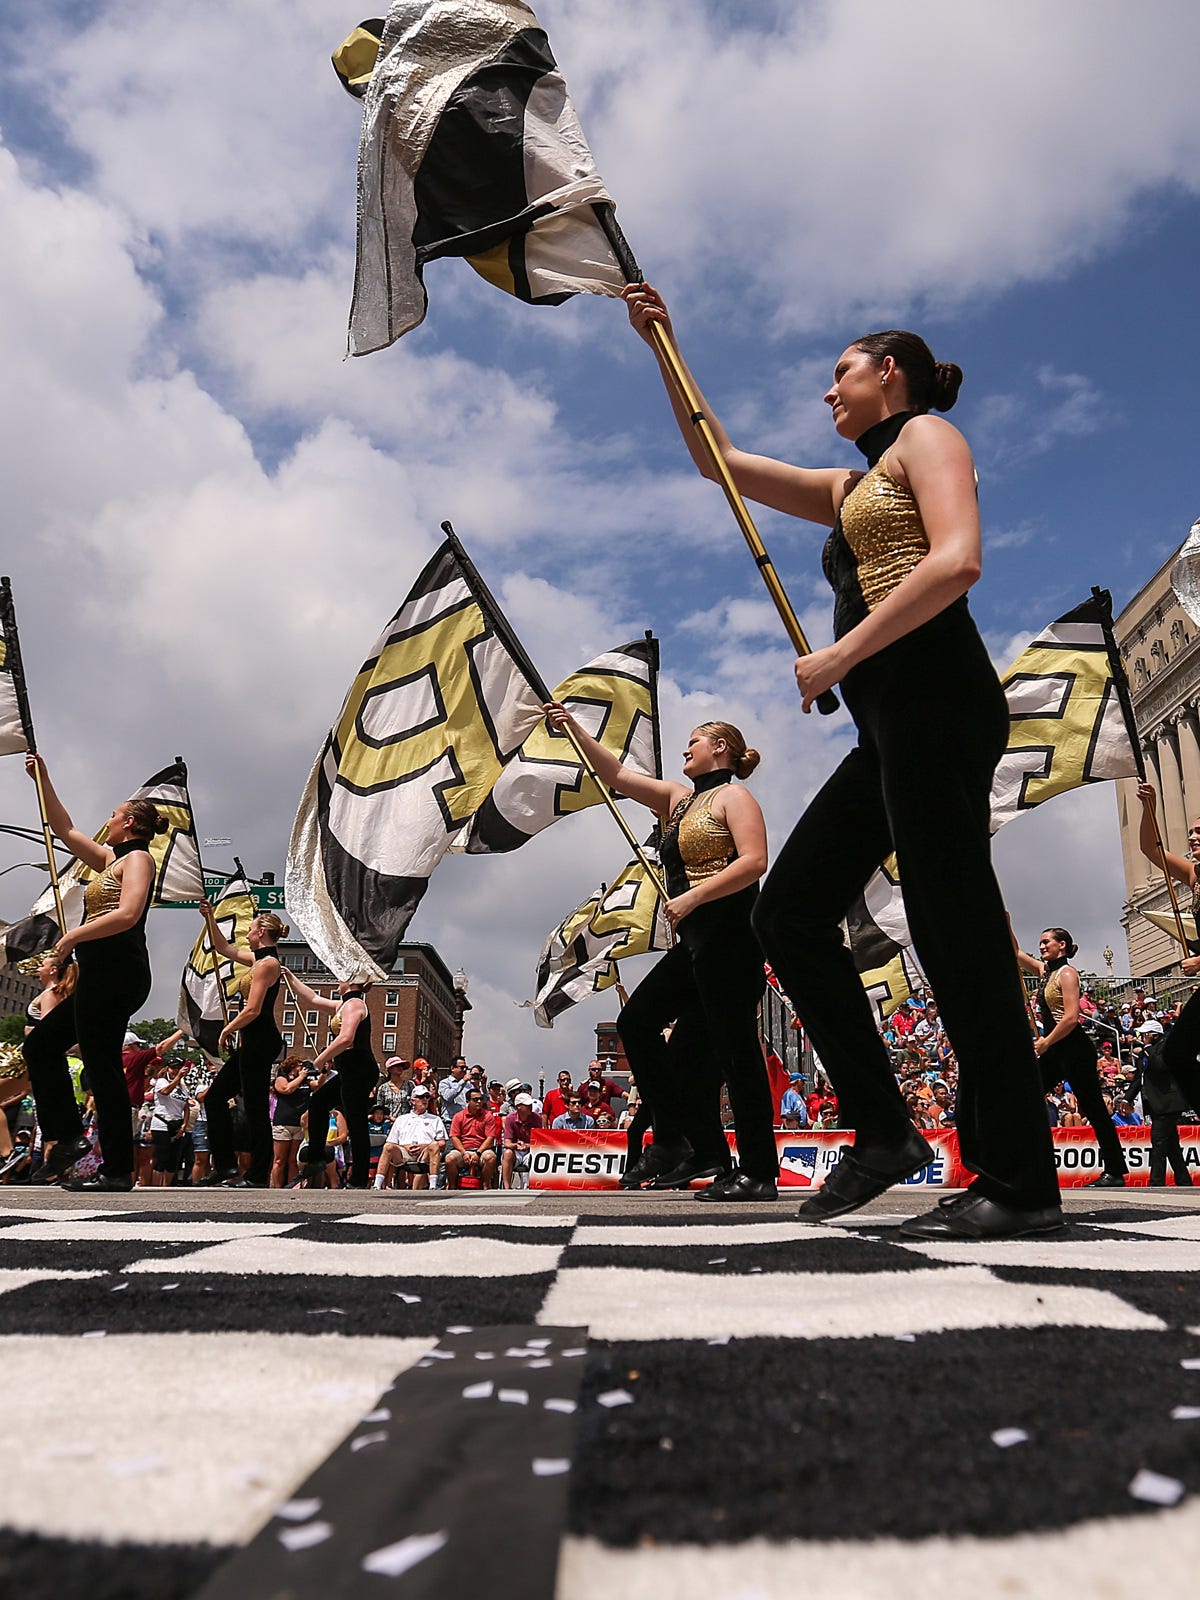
{"left": 194, "top": 902, "right": 288, "bottom": 1188}
{"left": 1014, "top": 925, "right": 1129, "bottom": 1188}
{"left": 544, "top": 704, "right": 778, "bottom": 1200}
{"left": 22, "top": 755, "right": 165, "bottom": 1191}
{"left": 1133, "top": 783, "right": 1200, "bottom": 1121}
{"left": 291, "top": 979, "right": 378, "bottom": 1188}
{"left": 623, "top": 288, "right": 1061, "bottom": 1238}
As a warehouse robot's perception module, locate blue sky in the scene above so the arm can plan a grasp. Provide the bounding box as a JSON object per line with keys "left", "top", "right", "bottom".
{"left": 1, "top": 1, "right": 1199, "bottom": 1073}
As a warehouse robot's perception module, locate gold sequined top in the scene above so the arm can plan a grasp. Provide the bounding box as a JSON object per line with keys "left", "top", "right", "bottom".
{"left": 838, "top": 452, "right": 930, "bottom": 614}
{"left": 83, "top": 863, "right": 124, "bottom": 923}
{"left": 1042, "top": 966, "right": 1067, "bottom": 1025}
{"left": 664, "top": 787, "right": 736, "bottom": 892}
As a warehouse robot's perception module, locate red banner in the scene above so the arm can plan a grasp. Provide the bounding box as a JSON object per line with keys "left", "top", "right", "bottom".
{"left": 528, "top": 1125, "right": 1200, "bottom": 1191}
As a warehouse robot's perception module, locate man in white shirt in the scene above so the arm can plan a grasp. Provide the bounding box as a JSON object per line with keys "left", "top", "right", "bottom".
{"left": 148, "top": 1056, "right": 189, "bottom": 1187}
{"left": 375, "top": 1086, "right": 447, "bottom": 1190}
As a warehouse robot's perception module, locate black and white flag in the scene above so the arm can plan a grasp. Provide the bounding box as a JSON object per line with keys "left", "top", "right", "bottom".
{"left": 0, "top": 577, "right": 33, "bottom": 757}
{"left": 286, "top": 528, "right": 546, "bottom": 981}
{"left": 177, "top": 873, "right": 258, "bottom": 1059}
{"left": 338, "top": 1, "right": 627, "bottom": 354}
{"left": 454, "top": 637, "right": 660, "bottom": 854}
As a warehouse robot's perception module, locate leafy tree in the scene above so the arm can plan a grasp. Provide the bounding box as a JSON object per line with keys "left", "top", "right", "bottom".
{"left": 0, "top": 1012, "right": 26, "bottom": 1046}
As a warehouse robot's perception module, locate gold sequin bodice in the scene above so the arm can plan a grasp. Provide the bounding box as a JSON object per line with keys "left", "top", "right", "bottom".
{"left": 1042, "top": 966, "right": 1066, "bottom": 1025}
{"left": 83, "top": 862, "right": 124, "bottom": 923}
{"left": 838, "top": 454, "right": 930, "bottom": 613}
{"left": 667, "top": 788, "right": 736, "bottom": 889}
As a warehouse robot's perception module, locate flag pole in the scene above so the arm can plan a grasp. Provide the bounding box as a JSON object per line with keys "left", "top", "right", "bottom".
{"left": 1, "top": 577, "right": 67, "bottom": 935}
{"left": 1092, "top": 586, "right": 1191, "bottom": 953}
{"left": 440, "top": 522, "right": 671, "bottom": 902}
{"left": 280, "top": 968, "right": 322, "bottom": 1056}
{"left": 592, "top": 209, "right": 839, "bottom": 717}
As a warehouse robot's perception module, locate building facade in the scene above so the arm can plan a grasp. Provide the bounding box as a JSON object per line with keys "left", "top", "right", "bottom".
{"left": 1115, "top": 535, "right": 1200, "bottom": 977}
{"left": 273, "top": 937, "right": 463, "bottom": 1069}
{"left": 0, "top": 963, "right": 38, "bottom": 1024}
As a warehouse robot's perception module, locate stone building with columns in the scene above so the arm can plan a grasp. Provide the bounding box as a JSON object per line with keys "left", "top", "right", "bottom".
{"left": 1115, "top": 548, "right": 1200, "bottom": 976}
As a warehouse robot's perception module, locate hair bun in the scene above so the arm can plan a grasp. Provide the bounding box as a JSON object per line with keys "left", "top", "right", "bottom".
{"left": 737, "top": 747, "right": 761, "bottom": 780}
{"left": 279, "top": 921, "right": 291, "bottom": 939}
{"left": 155, "top": 814, "right": 170, "bottom": 835}
{"left": 931, "top": 361, "right": 963, "bottom": 412}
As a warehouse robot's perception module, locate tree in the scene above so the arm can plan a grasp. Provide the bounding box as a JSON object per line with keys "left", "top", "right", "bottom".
{"left": 130, "top": 1017, "right": 207, "bottom": 1065}
{"left": 0, "top": 1013, "right": 26, "bottom": 1047}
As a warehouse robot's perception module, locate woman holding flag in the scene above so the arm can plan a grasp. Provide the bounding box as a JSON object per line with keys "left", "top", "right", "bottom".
{"left": 194, "top": 903, "right": 288, "bottom": 1188}
{"left": 289, "top": 978, "right": 377, "bottom": 1189}
{"left": 22, "top": 755, "right": 165, "bottom": 1192}
{"left": 623, "top": 286, "right": 1060, "bottom": 1238}
{"left": 544, "top": 704, "right": 778, "bottom": 1201}
{"left": 1133, "top": 782, "right": 1200, "bottom": 1119}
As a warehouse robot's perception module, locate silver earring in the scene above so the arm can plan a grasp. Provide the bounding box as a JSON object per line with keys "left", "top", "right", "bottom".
{"left": 881, "top": 374, "right": 889, "bottom": 385}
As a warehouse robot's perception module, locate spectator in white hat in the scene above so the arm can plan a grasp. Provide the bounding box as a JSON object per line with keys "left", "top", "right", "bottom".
{"left": 501, "top": 1093, "right": 542, "bottom": 1189}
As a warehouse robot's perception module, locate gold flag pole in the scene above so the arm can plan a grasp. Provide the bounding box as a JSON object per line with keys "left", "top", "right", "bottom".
{"left": 592, "top": 211, "right": 839, "bottom": 716}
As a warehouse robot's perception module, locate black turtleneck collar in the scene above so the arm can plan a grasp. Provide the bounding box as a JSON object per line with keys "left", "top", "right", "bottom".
{"left": 254, "top": 945, "right": 278, "bottom": 962}
{"left": 1043, "top": 954, "right": 1071, "bottom": 974}
{"left": 112, "top": 838, "right": 150, "bottom": 858}
{"left": 691, "top": 768, "right": 734, "bottom": 794}
{"left": 855, "top": 410, "right": 917, "bottom": 468}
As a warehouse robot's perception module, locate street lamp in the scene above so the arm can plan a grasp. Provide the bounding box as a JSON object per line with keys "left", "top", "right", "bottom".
{"left": 1103, "top": 944, "right": 1115, "bottom": 978}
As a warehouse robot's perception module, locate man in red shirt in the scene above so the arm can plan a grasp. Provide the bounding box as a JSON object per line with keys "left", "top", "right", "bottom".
{"left": 542, "top": 1070, "right": 574, "bottom": 1126}
{"left": 501, "top": 1094, "right": 543, "bottom": 1189}
{"left": 446, "top": 1089, "right": 500, "bottom": 1189}
{"left": 122, "top": 1028, "right": 185, "bottom": 1110}
{"left": 577, "top": 1059, "right": 623, "bottom": 1101}
{"left": 580, "top": 1079, "right": 614, "bottom": 1122}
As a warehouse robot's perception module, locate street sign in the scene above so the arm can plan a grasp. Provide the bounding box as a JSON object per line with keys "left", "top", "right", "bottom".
{"left": 161, "top": 876, "right": 285, "bottom": 912}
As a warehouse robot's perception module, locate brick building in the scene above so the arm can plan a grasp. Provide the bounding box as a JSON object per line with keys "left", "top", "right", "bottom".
{"left": 0, "top": 963, "right": 39, "bottom": 1024}
{"left": 273, "top": 936, "right": 466, "bottom": 1070}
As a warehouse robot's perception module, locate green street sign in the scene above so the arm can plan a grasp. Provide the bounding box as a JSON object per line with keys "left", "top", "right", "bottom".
{"left": 162, "top": 876, "right": 285, "bottom": 912}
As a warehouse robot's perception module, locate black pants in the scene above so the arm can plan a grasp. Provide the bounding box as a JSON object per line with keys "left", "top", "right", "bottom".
{"left": 624, "top": 1099, "right": 653, "bottom": 1165}
{"left": 1159, "top": 990, "right": 1200, "bottom": 1117}
{"left": 25, "top": 952, "right": 149, "bottom": 1179}
{"left": 752, "top": 608, "right": 1059, "bottom": 1210}
{"left": 1039, "top": 1027, "right": 1127, "bottom": 1177}
{"left": 617, "top": 890, "right": 777, "bottom": 1182}
{"left": 1149, "top": 1115, "right": 1193, "bottom": 1185}
{"left": 205, "top": 1036, "right": 279, "bottom": 1184}
{"left": 304, "top": 1059, "right": 377, "bottom": 1187}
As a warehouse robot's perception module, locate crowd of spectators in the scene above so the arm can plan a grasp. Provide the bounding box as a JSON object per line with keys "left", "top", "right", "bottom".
{"left": 0, "top": 979, "right": 1194, "bottom": 1190}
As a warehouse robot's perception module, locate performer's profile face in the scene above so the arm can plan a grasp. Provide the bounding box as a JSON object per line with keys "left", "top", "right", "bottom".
{"left": 825, "top": 345, "right": 889, "bottom": 440}
{"left": 1188, "top": 817, "right": 1200, "bottom": 857}
{"left": 682, "top": 730, "right": 721, "bottom": 776}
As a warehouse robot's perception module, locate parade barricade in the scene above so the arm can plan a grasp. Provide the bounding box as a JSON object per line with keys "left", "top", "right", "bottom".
{"left": 528, "top": 1124, "right": 1200, "bottom": 1190}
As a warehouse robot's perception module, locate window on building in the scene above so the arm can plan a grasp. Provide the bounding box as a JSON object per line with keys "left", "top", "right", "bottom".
{"left": 386, "top": 990, "right": 399, "bottom": 1005}
{"left": 283, "top": 1032, "right": 293, "bottom": 1049}
{"left": 283, "top": 1009, "right": 295, "bottom": 1026}
{"left": 384, "top": 1011, "right": 397, "bottom": 1027}
{"left": 306, "top": 1010, "right": 318, "bottom": 1026}
{"left": 382, "top": 1033, "right": 396, "bottom": 1053}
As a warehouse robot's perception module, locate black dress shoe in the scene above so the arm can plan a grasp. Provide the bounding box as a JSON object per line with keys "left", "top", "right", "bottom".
{"left": 226, "top": 1177, "right": 270, "bottom": 1189}
{"left": 897, "top": 1191, "right": 1065, "bottom": 1241}
{"left": 31, "top": 1137, "right": 91, "bottom": 1185}
{"left": 645, "top": 1156, "right": 733, "bottom": 1191}
{"left": 1085, "top": 1172, "right": 1127, "bottom": 1188}
{"left": 619, "top": 1142, "right": 689, "bottom": 1190}
{"left": 196, "top": 1168, "right": 239, "bottom": 1187}
{"left": 695, "top": 1172, "right": 778, "bottom": 1202}
{"left": 797, "top": 1130, "right": 934, "bottom": 1221}
{"left": 62, "top": 1172, "right": 135, "bottom": 1193}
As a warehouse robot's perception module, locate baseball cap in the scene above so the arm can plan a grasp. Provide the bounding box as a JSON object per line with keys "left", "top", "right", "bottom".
{"left": 411, "top": 1084, "right": 431, "bottom": 1098}
{"left": 1137, "top": 1019, "right": 1164, "bottom": 1035}
{"left": 124, "top": 1032, "right": 142, "bottom": 1048}
{"left": 413, "top": 1057, "right": 428, "bottom": 1071}
{"left": 515, "top": 1093, "right": 535, "bottom": 1107}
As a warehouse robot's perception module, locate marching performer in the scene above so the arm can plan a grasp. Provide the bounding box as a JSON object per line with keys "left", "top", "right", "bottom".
{"left": 22, "top": 755, "right": 163, "bottom": 1192}
{"left": 544, "top": 704, "right": 778, "bottom": 1200}
{"left": 1133, "top": 783, "right": 1200, "bottom": 1118}
{"left": 194, "top": 902, "right": 288, "bottom": 1188}
{"left": 1014, "top": 926, "right": 1128, "bottom": 1187}
{"left": 623, "top": 287, "right": 1060, "bottom": 1237}
{"left": 289, "top": 977, "right": 377, "bottom": 1188}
